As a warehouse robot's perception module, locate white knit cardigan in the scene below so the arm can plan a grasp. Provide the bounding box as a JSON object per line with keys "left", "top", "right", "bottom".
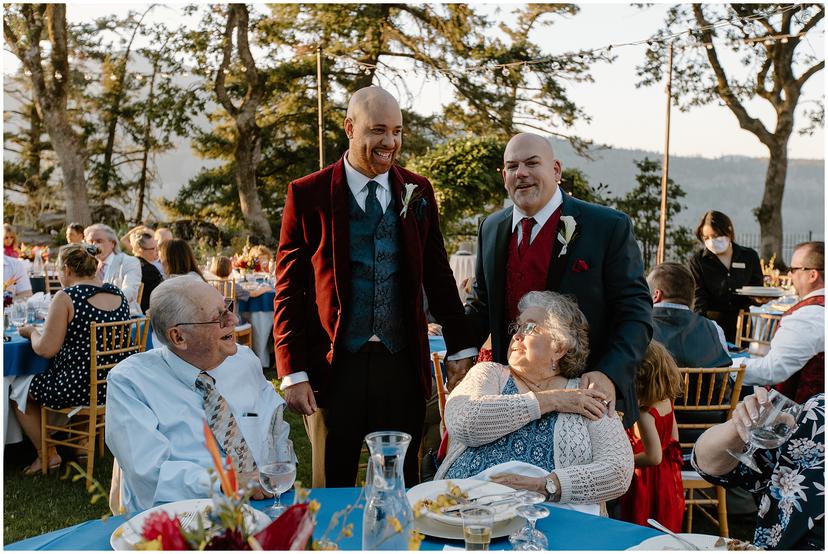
{"left": 434, "top": 362, "right": 634, "bottom": 504}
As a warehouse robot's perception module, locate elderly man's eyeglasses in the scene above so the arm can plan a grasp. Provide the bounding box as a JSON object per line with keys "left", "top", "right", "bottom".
{"left": 508, "top": 321, "right": 542, "bottom": 336}
{"left": 789, "top": 266, "right": 822, "bottom": 274}
{"left": 173, "top": 299, "right": 235, "bottom": 329}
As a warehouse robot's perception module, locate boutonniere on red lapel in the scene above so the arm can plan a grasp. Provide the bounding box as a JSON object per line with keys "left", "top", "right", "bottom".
{"left": 557, "top": 215, "right": 577, "bottom": 257}
{"left": 400, "top": 183, "right": 427, "bottom": 220}
{"left": 572, "top": 259, "right": 589, "bottom": 273}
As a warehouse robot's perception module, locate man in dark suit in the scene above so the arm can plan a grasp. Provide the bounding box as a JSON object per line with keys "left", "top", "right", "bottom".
{"left": 274, "top": 87, "right": 475, "bottom": 488}
{"left": 648, "top": 262, "right": 731, "bottom": 368}
{"left": 466, "top": 133, "right": 652, "bottom": 428}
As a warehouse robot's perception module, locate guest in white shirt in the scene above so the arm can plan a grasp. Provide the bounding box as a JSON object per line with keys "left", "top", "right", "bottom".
{"left": 3, "top": 255, "right": 33, "bottom": 300}
{"left": 106, "top": 278, "right": 289, "bottom": 513}
{"left": 84, "top": 223, "right": 142, "bottom": 314}
{"left": 740, "top": 242, "right": 824, "bottom": 402}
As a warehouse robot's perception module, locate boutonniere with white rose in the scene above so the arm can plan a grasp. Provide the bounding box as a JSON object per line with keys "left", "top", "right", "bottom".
{"left": 557, "top": 215, "right": 577, "bottom": 257}
{"left": 400, "top": 183, "right": 419, "bottom": 219}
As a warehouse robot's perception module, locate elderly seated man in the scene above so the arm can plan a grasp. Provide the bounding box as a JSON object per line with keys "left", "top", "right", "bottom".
{"left": 105, "top": 278, "right": 290, "bottom": 513}
{"left": 84, "top": 223, "right": 142, "bottom": 314}
{"left": 738, "top": 241, "right": 824, "bottom": 403}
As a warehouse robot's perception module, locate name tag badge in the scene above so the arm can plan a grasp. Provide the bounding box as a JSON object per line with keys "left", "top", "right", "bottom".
{"left": 732, "top": 262, "right": 746, "bottom": 269}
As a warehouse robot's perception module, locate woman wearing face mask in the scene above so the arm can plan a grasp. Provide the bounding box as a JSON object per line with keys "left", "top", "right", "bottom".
{"left": 688, "top": 210, "right": 763, "bottom": 342}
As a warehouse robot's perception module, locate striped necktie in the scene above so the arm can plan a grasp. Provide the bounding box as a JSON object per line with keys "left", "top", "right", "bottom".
{"left": 195, "top": 372, "right": 257, "bottom": 474}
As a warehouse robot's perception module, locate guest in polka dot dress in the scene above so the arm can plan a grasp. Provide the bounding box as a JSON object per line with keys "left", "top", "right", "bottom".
{"left": 13, "top": 243, "right": 130, "bottom": 475}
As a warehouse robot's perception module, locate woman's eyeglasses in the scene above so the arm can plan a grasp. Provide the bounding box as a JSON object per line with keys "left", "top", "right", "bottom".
{"left": 173, "top": 299, "right": 235, "bottom": 329}
{"left": 508, "top": 321, "right": 541, "bottom": 336}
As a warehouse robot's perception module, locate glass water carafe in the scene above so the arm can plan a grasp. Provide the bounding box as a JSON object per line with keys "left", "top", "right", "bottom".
{"left": 361, "top": 431, "right": 413, "bottom": 550}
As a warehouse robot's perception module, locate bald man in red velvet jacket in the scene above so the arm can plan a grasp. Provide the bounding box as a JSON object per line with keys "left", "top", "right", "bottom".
{"left": 274, "top": 87, "right": 475, "bottom": 488}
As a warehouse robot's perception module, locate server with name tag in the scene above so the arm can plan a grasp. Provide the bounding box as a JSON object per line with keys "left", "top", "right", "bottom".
{"left": 688, "top": 210, "right": 764, "bottom": 342}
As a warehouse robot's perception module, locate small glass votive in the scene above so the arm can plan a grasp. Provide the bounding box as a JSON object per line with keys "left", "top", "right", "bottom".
{"left": 460, "top": 506, "right": 494, "bottom": 551}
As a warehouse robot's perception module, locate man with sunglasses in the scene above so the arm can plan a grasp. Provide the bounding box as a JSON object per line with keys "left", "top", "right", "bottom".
{"left": 105, "top": 278, "right": 290, "bottom": 513}
{"left": 737, "top": 241, "right": 824, "bottom": 403}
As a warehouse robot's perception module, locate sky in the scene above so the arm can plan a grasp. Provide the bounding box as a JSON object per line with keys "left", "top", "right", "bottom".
{"left": 2, "top": 2, "right": 825, "bottom": 160}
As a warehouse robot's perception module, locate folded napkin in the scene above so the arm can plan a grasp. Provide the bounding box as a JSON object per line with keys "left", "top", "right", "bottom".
{"left": 471, "top": 461, "right": 600, "bottom": 516}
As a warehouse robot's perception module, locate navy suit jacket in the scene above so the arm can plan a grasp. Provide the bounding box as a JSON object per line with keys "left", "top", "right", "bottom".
{"left": 466, "top": 192, "right": 653, "bottom": 427}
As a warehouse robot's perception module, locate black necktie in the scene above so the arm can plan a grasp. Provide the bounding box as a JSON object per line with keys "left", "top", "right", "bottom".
{"left": 365, "top": 180, "right": 383, "bottom": 229}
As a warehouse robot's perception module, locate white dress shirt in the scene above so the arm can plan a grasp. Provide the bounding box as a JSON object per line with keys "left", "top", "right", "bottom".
{"left": 102, "top": 251, "right": 143, "bottom": 313}
{"left": 105, "top": 345, "right": 289, "bottom": 514}
{"left": 739, "top": 288, "right": 825, "bottom": 386}
{"left": 654, "top": 301, "right": 729, "bottom": 351}
{"left": 3, "top": 256, "right": 32, "bottom": 296}
{"left": 511, "top": 187, "right": 563, "bottom": 245}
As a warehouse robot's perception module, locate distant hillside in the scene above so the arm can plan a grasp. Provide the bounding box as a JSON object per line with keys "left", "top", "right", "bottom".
{"left": 550, "top": 138, "right": 824, "bottom": 236}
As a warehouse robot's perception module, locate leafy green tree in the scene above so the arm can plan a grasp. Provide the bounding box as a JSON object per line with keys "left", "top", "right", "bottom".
{"left": 613, "top": 158, "right": 694, "bottom": 271}
{"left": 4, "top": 4, "right": 92, "bottom": 224}
{"left": 638, "top": 4, "right": 824, "bottom": 259}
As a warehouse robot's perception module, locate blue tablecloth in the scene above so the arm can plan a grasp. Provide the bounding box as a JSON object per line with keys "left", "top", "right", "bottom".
{"left": 6, "top": 487, "right": 661, "bottom": 550}
{"left": 236, "top": 291, "right": 275, "bottom": 313}
{"left": 428, "top": 335, "right": 446, "bottom": 353}
{"left": 3, "top": 332, "right": 49, "bottom": 377}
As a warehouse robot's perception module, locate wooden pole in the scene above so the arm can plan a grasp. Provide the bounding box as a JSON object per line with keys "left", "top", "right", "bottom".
{"left": 657, "top": 41, "right": 674, "bottom": 266}
{"left": 316, "top": 45, "right": 325, "bottom": 170}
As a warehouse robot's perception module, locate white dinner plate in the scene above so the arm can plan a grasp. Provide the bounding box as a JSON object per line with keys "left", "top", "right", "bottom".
{"left": 735, "top": 286, "right": 786, "bottom": 297}
{"left": 627, "top": 533, "right": 725, "bottom": 550}
{"left": 407, "top": 478, "right": 519, "bottom": 526}
{"left": 110, "top": 498, "right": 270, "bottom": 550}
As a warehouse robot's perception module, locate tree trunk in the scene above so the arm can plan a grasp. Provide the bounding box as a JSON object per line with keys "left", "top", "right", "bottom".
{"left": 756, "top": 140, "right": 787, "bottom": 261}
{"left": 42, "top": 110, "right": 92, "bottom": 225}
{"left": 135, "top": 62, "right": 158, "bottom": 223}
{"left": 235, "top": 119, "right": 271, "bottom": 237}
{"left": 26, "top": 103, "right": 42, "bottom": 191}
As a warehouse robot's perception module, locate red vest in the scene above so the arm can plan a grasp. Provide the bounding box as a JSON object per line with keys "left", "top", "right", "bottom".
{"left": 504, "top": 208, "right": 561, "bottom": 326}
{"left": 775, "top": 295, "right": 824, "bottom": 404}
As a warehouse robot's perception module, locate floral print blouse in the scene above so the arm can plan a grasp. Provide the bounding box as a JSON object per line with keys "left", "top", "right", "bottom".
{"left": 692, "top": 393, "right": 824, "bottom": 550}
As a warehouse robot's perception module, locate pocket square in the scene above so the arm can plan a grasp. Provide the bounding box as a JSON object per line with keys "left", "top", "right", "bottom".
{"left": 572, "top": 259, "right": 589, "bottom": 273}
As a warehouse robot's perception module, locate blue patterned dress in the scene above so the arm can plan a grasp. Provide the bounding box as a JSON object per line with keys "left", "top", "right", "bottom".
{"left": 443, "top": 376, "right": 557, "bottom": 478}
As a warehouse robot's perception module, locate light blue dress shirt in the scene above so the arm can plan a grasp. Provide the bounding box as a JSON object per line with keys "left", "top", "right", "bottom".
{"left": 105, "top": 345, "right": 289, "bottom": 514}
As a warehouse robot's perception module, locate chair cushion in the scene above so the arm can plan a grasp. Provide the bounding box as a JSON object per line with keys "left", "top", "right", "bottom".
{"left": 235, "top": 323, "right": 252, "bottom": 332}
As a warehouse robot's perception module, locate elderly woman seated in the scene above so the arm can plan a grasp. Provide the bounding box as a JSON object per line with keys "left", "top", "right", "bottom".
{"left": 435, "top": 291, "right": 633, "bottom": 509}
{"left": 12, "top": 243, "right": 131, "bottom": 474}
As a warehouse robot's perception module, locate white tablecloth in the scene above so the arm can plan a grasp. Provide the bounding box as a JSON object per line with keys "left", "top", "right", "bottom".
{"left": 243, "top": 310, "right": 273, "bottom": 368}
{"left": 4, "top": 376, "right": 23, "bottom": 444}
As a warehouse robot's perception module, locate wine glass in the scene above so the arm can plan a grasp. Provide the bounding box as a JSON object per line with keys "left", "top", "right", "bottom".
{"left": 10, "top": 302, "right": 27, "bottom": 329}
{"left": 727, "top": 389, "right": 802, "bottom": 472}
{"left": 259, "top": 439, "right": 296, "bottom": 519}
{"left": 511, "top": 504, "right": 550, "bottom": 551}
{"left": 508, "top": 490, "right": 546, "bottom": 545}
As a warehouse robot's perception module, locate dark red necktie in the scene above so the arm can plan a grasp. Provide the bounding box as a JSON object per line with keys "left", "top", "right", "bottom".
{"left": 518, "top": 217, "right": 536, "bottom": 254}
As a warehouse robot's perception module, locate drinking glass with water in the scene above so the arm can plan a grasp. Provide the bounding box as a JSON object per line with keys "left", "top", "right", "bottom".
{"left": 259, "top": 439, "right": 296, "bottom": 519}
{"left": 461, "top": 506, "right": 494, "bottom": 551}
{"left": 10, "top": 302, "right": 27, "bottom": 329}
{"left": 727, "top": 389, "right": 802, "bottom": 472}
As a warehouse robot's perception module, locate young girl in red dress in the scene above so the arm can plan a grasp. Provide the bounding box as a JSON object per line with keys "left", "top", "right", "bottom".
{"left": 620, "top": 340, "right": 686, "bottom": 532}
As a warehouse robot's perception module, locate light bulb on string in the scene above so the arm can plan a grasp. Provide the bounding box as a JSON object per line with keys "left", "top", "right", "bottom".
{"left": 54, "top": 71, "right": 63, "bottom": 80}
{"left": 763, "top": 38, "right": 773, "bottom": 46}
{"left": 781, "top": 37, "right": 789, "bottom": 44}
{"left": 501, "top": 66, "right": 510, "bottom": 76}
{"left": 23, "top": 69, "right": 32, "bottom": 76}
{"left": 223, "top": 68, "right": 230, "bottom": 74}
{"left": 110, "top": 74, "right": 118, "bottom": 81}
{"left": 706, "top": 43, "right": 714, "bottom": 50}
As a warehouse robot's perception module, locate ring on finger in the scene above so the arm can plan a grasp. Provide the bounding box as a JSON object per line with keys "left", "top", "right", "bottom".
{"left": 601, "top": 399, "right": 610, "bottom": 407}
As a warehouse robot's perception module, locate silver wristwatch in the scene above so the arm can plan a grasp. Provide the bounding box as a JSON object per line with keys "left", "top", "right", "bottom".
{"left": 544, "top": 474, "right": 558, "bottom": 500}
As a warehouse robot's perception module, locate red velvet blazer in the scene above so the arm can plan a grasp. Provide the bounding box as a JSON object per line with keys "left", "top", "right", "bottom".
{"left": 273, "top": 156, "right": 473, "bottom": 404}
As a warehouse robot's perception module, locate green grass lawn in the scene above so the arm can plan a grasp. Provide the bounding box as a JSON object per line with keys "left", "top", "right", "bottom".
{"left": 3, "top": 389, "right": 313, "bottom": 545}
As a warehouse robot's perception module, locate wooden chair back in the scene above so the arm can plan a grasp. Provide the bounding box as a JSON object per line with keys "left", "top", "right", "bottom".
{"left": 44, "top": 264, "right": 62, "bottom": 294}
{"left": 431, "top": 352, "right": 448, "bottom": 434}
{"left": 207, "top": 279, "right": 237, "bottom": 303}
{"left": 40, "top": 317, "right": 150, "bottom": 488}
{"left": 674, "top": 365, "right": 745, "bottom": 537}
{"left": 734, "top": 310, "right": 783, "bottom": 356}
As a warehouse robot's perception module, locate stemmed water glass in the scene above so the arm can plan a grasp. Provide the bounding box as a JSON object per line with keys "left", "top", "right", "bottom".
{"left": 511, "top": 503, "right": 550, "bottom": 551}
{"left": 259, "top": 439, "right": 296, "bottom": 519}
{"left": 508, "top": 490, "right": 546, "bottom": 545}
{"left": 727, "top": 389, "right": 802, "bottom": 472}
